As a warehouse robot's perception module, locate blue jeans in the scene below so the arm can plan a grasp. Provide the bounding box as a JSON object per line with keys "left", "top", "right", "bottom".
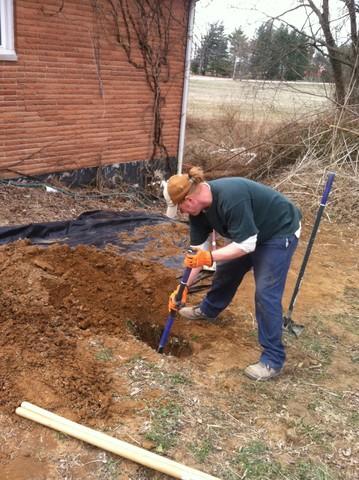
{"left": 200, "top": 235, "right": 298, "bottom": 369}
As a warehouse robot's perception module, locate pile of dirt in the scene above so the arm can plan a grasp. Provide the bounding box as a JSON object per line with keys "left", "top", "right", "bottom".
{"left": 0, "top": 240, "right": 178, "bottom": 420}
{"left": 118, "top": 221, "right": 189, "bottom": 258}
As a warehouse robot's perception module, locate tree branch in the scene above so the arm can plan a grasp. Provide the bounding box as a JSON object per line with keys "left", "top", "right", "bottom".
{"left": 344, "top": 0, "right": 358, "bottom": 50}
{"left": 263, "top": 13, "right": 355, "bottom": 68}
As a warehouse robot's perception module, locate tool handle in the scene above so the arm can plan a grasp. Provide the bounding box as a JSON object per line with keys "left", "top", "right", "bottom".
{"left": 286, "top": 172, "right": 335, "bottom": 319}
{"left": 211, "top": 230, "right": 216, "bottom": 249}
{"left": 174, "top": 267, "right": 191, "bottom": 303}
{"left": 174, "top": 248, "right": 194, "bottom": 304}
{"left": 158, "top": 312, "right": 176, "bottom": 354}
{"left": 320, "top": 172, "right": 335, "bottom": 206}
{"left": 158, "top": 250, "right": 194, "bottom": 353}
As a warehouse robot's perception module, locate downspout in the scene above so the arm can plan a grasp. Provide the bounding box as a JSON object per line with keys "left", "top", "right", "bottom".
{"left": 177, "top": 0, "right": 197, "bottom": 175}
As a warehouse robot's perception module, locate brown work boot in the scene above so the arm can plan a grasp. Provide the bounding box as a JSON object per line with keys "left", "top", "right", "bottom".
{"left": 244, "top": 362, "right": 282, "bottom": 381}
{"left": 179, "top": 306, "right": 217, "bottom": 322}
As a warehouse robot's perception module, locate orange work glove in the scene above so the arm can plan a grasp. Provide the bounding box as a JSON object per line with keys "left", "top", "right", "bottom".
{"left": 184, "top": 249, "right": 213, "bottom": 269}
{"left": 168, "top": 285, "right": 188, "bottom": 312}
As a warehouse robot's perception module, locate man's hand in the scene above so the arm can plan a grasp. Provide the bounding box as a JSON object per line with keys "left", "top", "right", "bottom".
{"left": 184, "top": 249, "right": 213, "bottom": 269}
{"left": 168, "top": 285, "right": 188, "bottom": 312}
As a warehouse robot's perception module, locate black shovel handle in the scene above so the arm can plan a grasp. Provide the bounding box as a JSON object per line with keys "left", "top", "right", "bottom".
{"left": 285, "top": 172, "right": 335, "bottom": 320}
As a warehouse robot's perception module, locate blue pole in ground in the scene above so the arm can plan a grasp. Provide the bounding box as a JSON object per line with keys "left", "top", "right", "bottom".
{"left": 284, "top": 172, "right": 336, "bottom": 335}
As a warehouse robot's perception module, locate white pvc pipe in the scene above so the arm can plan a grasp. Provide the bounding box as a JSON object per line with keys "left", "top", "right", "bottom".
{"left": 177, "top": 0, "right": 196, "bottom": 175}
{"left": 16, "top": 402, "right": 220, "bottom": 480}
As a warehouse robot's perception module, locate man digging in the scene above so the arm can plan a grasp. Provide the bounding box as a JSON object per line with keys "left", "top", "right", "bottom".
{"left": 166, "top": 167, "right": 301, "bottom": 381}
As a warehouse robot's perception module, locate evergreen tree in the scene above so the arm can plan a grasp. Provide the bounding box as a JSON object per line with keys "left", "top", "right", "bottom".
{"left": 250, "top": 22, "right": 312, "bottom": 81}
{"left": 228, "top": 27, "right": 250, "bottom": 78}
{"left": 191, "top": 22, "right": 231, "bottom": 77}
{"left": 284, "top": 29, "right": 312, "bottom": 80}
{"left": 250, "top": 22, "right": 275, "bottom": 79}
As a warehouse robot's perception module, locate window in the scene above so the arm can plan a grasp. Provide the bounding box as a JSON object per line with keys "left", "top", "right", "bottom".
{"left": 0, "top": 0, "right": 17, "bottom": 61}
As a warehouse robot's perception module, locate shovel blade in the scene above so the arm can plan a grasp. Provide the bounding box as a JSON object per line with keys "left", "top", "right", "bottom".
{"left": 283, "top": 316, "right": 305, "bottom": 337}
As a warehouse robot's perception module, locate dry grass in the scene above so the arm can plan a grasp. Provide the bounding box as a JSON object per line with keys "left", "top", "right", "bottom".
{"left": 188, "top": 76, "right": 332, "bottom": 122}
{"left": 185, "top": 77, "right": 359, "bottom": 223}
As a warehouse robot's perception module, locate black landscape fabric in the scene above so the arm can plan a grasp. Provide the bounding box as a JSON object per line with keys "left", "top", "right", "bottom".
{"left": 0, "top": 210, "right": 171, "bottom": 249}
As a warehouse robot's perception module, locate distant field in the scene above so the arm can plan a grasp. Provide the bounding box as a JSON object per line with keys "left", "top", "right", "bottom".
{"left": 188, "top": 75, "right": 333, "bottom": 122}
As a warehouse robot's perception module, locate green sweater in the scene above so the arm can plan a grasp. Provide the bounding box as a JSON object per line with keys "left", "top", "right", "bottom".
{"left": 190, "top": 178, "right": 301, "bottom": 246}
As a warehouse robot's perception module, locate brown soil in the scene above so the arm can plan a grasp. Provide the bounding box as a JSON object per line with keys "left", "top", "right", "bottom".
{"left": 0, "top": 183, "right": 358, "bottom": 480}
{"left": 0, "top": 240, "right": 178, "bottom": 419}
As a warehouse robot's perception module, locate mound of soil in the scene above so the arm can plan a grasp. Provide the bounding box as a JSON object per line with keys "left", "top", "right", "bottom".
{"left": 0, "top": 240, "right": 178, "bottom": 420}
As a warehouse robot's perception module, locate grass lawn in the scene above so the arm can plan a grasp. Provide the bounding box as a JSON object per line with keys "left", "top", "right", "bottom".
{"left": 188, "top": 76, "right": 333, "bottom": 122}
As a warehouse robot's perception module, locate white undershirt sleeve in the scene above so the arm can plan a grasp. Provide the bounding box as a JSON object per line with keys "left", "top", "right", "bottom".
{"left": 192, "top": 235, "right": 258, "bottom": 254}
{"left": 232, "top": 234, "right": 258, "bottom": 253}
{"left": 190, "top": 239, "right": 210, "bottom": 251}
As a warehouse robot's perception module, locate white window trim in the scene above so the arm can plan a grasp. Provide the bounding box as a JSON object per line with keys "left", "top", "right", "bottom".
{"left": 0, "top": 0, "right": 17, "bottom": 61}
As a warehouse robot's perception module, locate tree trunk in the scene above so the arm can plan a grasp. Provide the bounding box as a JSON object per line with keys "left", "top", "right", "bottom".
{"left": 308, "top": 0, "right": 346, "bottom": 105}
{"left": 320, "top": 0, "right": 346, "bottom": 104}
{"left": 344, "top": 0, "right": 359, "bottom": 104}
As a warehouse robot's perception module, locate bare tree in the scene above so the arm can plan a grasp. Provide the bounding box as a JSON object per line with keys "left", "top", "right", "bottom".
{"left": 303, "top": 0, "right": 358, "bottom": 105}
{"left": 251, "top": 0, "right": 359, "bottom": 105}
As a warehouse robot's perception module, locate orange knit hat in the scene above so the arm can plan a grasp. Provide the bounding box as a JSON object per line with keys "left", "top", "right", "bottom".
{"left": 167, "top": 174, "right": 192, "bottom": 205}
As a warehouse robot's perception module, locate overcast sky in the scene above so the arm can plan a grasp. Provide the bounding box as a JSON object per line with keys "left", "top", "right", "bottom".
{"left": 194, "top": 0, "right": 347, "bottom": 43}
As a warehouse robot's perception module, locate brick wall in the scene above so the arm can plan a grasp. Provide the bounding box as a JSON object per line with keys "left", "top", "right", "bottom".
{"left": 0, "top": 0, "right": 188, "bottom": 178}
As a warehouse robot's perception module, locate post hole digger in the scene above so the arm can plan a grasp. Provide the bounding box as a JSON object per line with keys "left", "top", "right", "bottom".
{"left": 157, "top": 250, "right": 193, "bottom": 354}
{"left": 157, "top": 236, "right": 217, "bottom": 354}
{"left": 284, "top": 172, "right": 336, "bottom": 336}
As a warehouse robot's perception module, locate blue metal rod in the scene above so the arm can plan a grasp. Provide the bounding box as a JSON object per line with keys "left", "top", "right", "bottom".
{"left": 158, "top": 266, "right": 192, "bottom": 354}
{"left": 285, "top": 172, "right": 335, "bottom": 321}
